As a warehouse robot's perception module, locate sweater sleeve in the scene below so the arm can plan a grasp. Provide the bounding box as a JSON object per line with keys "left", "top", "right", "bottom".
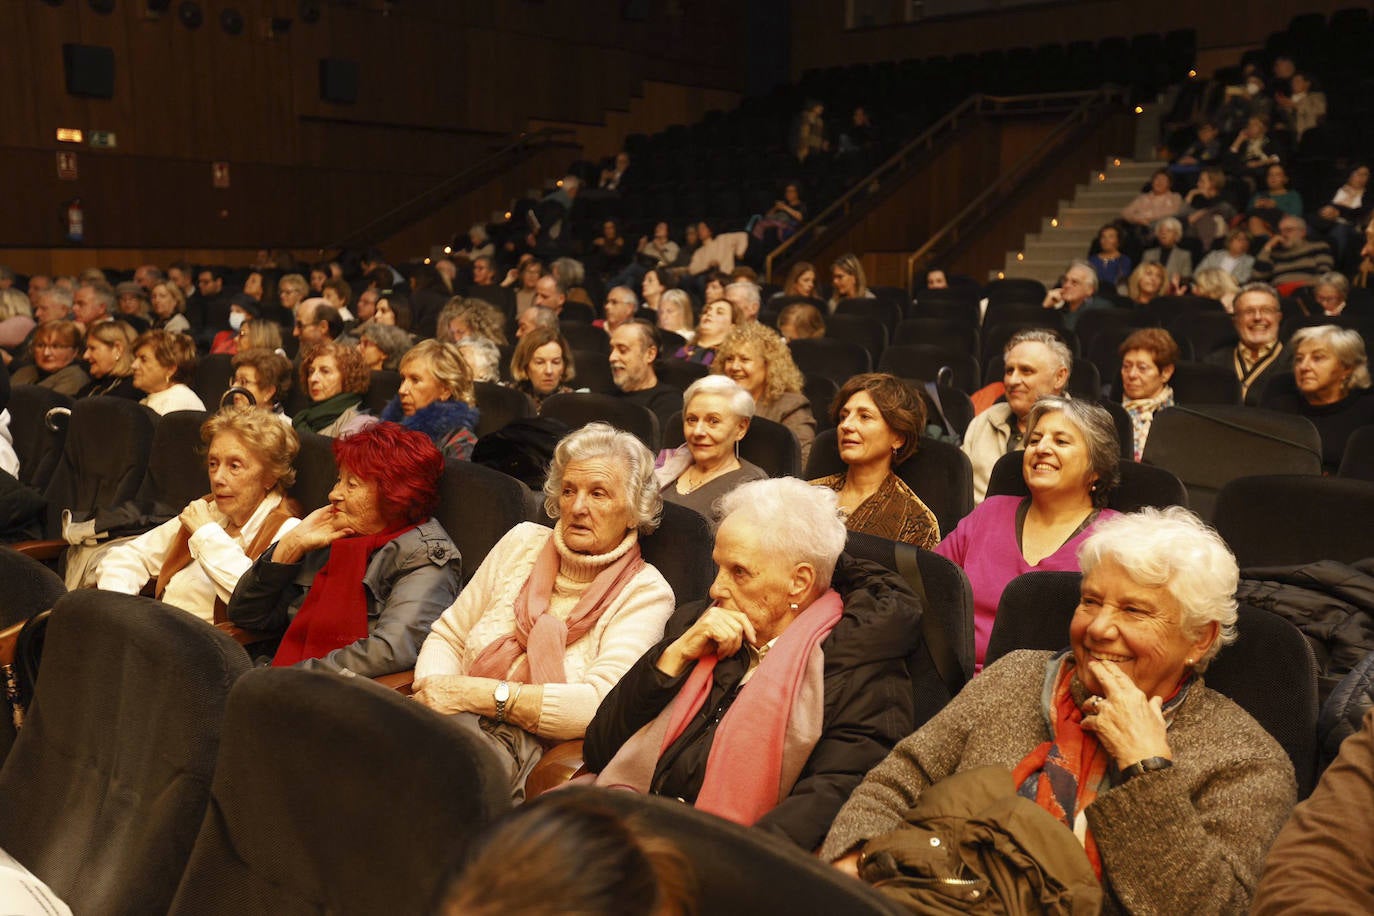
{"left": 188, "top": 515, "right": 301, "bottom": 605}
{"left": 534, "top": 570, "right": 676, "bottom": 741}
{"left": 95, "top": 515, "right": 183, "bottom": 594}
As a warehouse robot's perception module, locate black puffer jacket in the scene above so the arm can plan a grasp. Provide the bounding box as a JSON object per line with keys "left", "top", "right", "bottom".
{"left": 1237, "top": 559, "right": 1374, "bottom": 683}
{"left": 584, "top": 554, "right": 921, "bottom": 851}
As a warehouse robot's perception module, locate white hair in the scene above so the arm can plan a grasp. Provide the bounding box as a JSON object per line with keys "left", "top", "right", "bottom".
{"left": 724, "top": 281, "right": 761, "bottom": 310}
{"left": 1066, "top": 260, "right": 1099, "bottom": 292}
{"left": 1291, "top": 324, "right": 1371, "bottom": 390}
{"left": 455, "top": 337, "right": 501, "bottom": 383}
{"left": 1154, "top": 216, "right": 1183, "bottom": 236}
{"left": 1005, "top": 327, "right": 1073, "bottom": 374}
{"left": 543, "top": 422, "right": 663, "bottom": 535}
{"left": 1077, "top": 506, "right": 1239, "bottom": 668}
{"left": 718, "top": 478, "right": 847, "bottom": 586}
{"left": 682, "top": 374, "right": 755, "bottom": 418}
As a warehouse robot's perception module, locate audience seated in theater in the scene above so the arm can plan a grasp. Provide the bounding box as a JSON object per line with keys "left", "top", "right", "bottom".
{"left": 825, "top": 507, "right": 1296, "bottom": 915}
{"left": 809, "top": 373, "right": 940, "bottom": 549}
{"left": 509, "top": 258, "right": 544, "bottom": 317}
{"left": 0, "top": 289, "right": 35, "bottom": 360}
{"left": 656, "top": 376, "right": 767, "bottom": 526}
{"left": 320, "top": 277, "right": 354, "bottom": 322}
{"left": 1088, "top": 225, "right": 1133, "bottom": 292}
{"left": 826, "top": 253, "right": 874, "bottom": 314}
{"left": 1204, "top": 282, "right": 1291, "bottom": 405}
{"left": 1195, "top": 229, "right": 1255, "bottom": 286}
{"left": 1125, "top": 261, "right": 1171, "bottom": 306}
{"left": 1168, "top": 121, "right": 1223, "bottom": 183}
{"left": 714, "top": 322, "right": 816, "bottom": 462}
{"left": 361, "top": 340, "right": 482, "bottom": 461}
{"left": 293, "top": 299, "right": 341, "bottom": 352}
{"left": 751, "top": 182, "right": 808, "bottom": 247}
{"left": 357, "top": 323, "right": 413, "bottom": 372}
{"left": 13, "top": 319, "right": 89, "bottom": 396}
{"left": 723, "top": 280, "right": 762, "bottom": 324}
{"left": 507, "top": 326, "right": 575, "bottom": 412}
{"left": 30, "top": 286, "right": 72, "bottom": 329}
{"left": 1119, "top": 328, "right": 1179, "bottom": 460}
{"left": 1309, "top": 164, "right": 1370, "bottom": 266}
{"left": 1043, "top": 260, "right": 1113, "bottom": 330}
{"left": 456, "top": 337, "right": 501, "bottom": 384}
{"left": 409, "top": 264, "right": 451, "bottom": 338}
{"left": 276, "top": 273, "right": 309, "bottom": 323}
{"left": 1121, "top": 169, "right": 1184, "bottom": 230}
{"left": 778, "top": 302, "right": 825, "bottom": 341}
{"left": 598, "top": 285, "right": 639, "bottom": 334}
{"left": 609, "top": 321, "right": 680, "bottom": 432}
{"left": 71, "top": 281, "right": 113, "bottom": 333}
{"left": 655, "top": 288, "right": 695, "bottom": 344}
{"left": 233, "top": 316, "right": 284, "bottom": 356}
{"left": 791, "top": 99, "right": 829, "bottom": 162}
{"left": 148, "top": 280, "right": 191, "bottom": 334}
{"left": 1246, "top": 164, "right": 1303, "bottom": 236}
{"left": 946, "top": 396, "right": 1122, "bottom": 669}
{"left": 674, "top": 298, "right": 736, "bottom": 366}
{"left": 686, "top": 223, "right": 752, "bottom": 280}
{"left": 516, "top": 304, "right": 558, "bottom": 340}
{"left": 1310, "top": 272, "right": 1357, "bottom": 317}
{"left": 1189, "top": 267, "right": 1242, "bottom": 313}
{"left": 434, "top": 792, "right": 694, "bottom": 916}
{"left": 113, "top": 282, "right": 152, "bottom": 333}
{"left": 1252, "top": 216, "right": 1336, "bottom": 290}
{"left": 639, "top": 267, "right": 669, "bottom": 316}
{"left": 438, "top": 297, "right": 508, "bottom": 347}
{"left": 293, "top": 340, "right": 367, "bottom": 436}
{"left": 1263, "top": 325, "right": 1374, "bottom": 473}
{"left": 1181, "top": 168, "right": 1237, "bottom": 250}
{"left": 457, "top": 223, "right": 495, "bottom": 263}
{"left": 415, "top": 423, "right": 675, "bottom": 799}
{"left": 584, "top": 476, "right": 920, "bottom": 850}
{"left": 636, "top": 223, "right": 680, "bottom": 271}
{"left": 77, "top": 319, "right": 140, "bottom": 401}
{"left": 590, "top": 220, "right": 629, "bottom": 277}
{"left": 552, "top": 258, "right": 592, "bottom": 308}
{"left": 1142, "top": 218, "right": 1194, "bottom": 283}
{"left": 133, "top": 329, "right": 204, "bottom": 414}
{"left": 963, "top": 329, "right": 1072, "bottom": 502}
{"left": 208, "top": 295, "right": 261, "bottom": 355}
{"left": 1275, "top": 71, "right": 1326, "bottom": 142}
{"left": 96, "top": 406, "right": 302, "bottom": 623}
{"left": 1229, "top": 116, "right": 1283, "bottom": 187}
{"left": 230, "top": 422, "right": 458, "bottom": 678}
{"left": 374, "top": 289, "right": 414, "bottom": 333}
{"left": 229, "top": 348, "right": 293, "bottom": 417}
{"left": 533, "top": 275, "right": 568, "bottom": 317}
{"left": 775, "top": 260, "right": 818, "bottom": 301}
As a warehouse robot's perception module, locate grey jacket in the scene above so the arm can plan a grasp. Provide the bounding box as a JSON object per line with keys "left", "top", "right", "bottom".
{"left": 228, "top": 517, "right": 461, "bottom": 677}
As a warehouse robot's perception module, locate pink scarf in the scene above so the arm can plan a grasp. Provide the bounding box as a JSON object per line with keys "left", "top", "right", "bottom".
{"left": 593, "top": 589, "right": 844, "bottom": 826}
{"left": 468, "top": 525, "right": 645, "bottom": 684}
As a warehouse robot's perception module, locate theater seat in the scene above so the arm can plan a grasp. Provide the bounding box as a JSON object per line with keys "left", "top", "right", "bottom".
{"left": 0, "top": 548, "right": 66, "bottom": 765}
{"left": 985, "top": 571, "right": 1319, "bottom": 797}
{"left": 661, "top": 411, "right": 802, "bottom": 478}
{"left": 1213, "top": 475, "right": 1374, "bottom": 567}
{"left": 168, "top": 668, "right": 509, "bottom": 915}
{"left": 540, "top": 391, "right": 660, "bottom": 451}
{"left": 986, "top": 451, "right": 1188, "bottom": 512}
{"left": 0, "top": 590, "right": 251, "bottom": 913}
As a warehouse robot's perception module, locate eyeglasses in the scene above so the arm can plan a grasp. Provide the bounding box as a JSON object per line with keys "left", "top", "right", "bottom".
{"left": 1236, "top": 308, "right": 1279, "bottom": 319}
{"left": 36, "top": 343, "right": 75, "bottom": 352}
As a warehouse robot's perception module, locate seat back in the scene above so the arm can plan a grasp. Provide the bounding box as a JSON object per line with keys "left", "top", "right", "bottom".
{"left": 1141, "top": 406, "right": 1322, "bottom": 521}
{"left": 540, "top": 391, "right": 660, "bottom": 451}
{"left": 362, "top": 369, "right": 402, "bottom": 414}
{"left": 192, "top": 353, "right": 235, "bottom": 408}
{"left": 826, "top": 313, "right": 888, "bottom": 359}
{"left": 1214, "top": 475, "right": 1374, "bottom": 567}
{"left": 806, "top": 429, "right": 973, "bottom": 537}
{"left": 433, "top": 458, "right": 530, "bottom": 581}
{"left": 662, "top": 411, "right": 801, "bottom": 478}
{"left": 985, "top": 571, "right": 1319, "bottom": 797}
{"left": 6, "top": 384, "right": 70, "bottom": 490}
{"left": 879, "top": 344, "right": 980, "bottom": 394}
{"left": 288, "top": 429, "right": 338, "bottom": 513}
{"left": 1169, "top": 360, "right": 1241, "bottom": 406}
{"left": 1338, "top": 425, "right": 1374, "bottom": 482}
{"left": 845, "top": 531, "right": 975, "bottom": 727}
{"left": 893, "top": 317, "right": 979, "bottom": 354}
{"left": 560, "top": 321, "right": 610, "bottom": 353}
{"left": 0, "top": 548, "right": 66, "bottom": 764}
{"left": 42, "top": 397, "right": 158, "bottom": 537}
{"left": 986, "top": 451, "right": 1189, "bottom": 512}
{"left": 655, "top": 358, "right": 708, "bottom": 392}
{"left": 473, "top": 380, "right": 535, "bottom": 439}
{"left": 788, "top": 337, "right": 872, "bottom": 384}
{"left": 560, "top": 787, "right": 906, "bottom": 916}
{"left": 570, "top": 349, "right": 615, "bottom": 394}
{"left": 0, "top": 590, "right": 251, "bottom": 914}
{"left": 169, "top": 668, "right": 509, "bottom": 916}
{"left": 135, "top": 410, "right": 212, "bottom": 517}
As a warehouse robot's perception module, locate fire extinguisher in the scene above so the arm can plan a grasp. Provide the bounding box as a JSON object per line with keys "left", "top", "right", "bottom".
{"left": 64, "top": 197, "right": 84, "bottom": 244}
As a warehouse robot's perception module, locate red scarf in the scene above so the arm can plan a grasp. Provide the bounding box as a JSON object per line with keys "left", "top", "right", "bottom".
{"left": 468, "top": 525, "right": 645, "bottom": 684}
{"left": 593, "top": 589, "right": 844, "bottom": 827}
{"left": 271, "top": 523, "right": 417, "bottom": 667}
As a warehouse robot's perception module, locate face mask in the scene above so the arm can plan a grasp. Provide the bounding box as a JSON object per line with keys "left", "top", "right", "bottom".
{"left": 229, "top": 312, "right": 246, "bottom": 331}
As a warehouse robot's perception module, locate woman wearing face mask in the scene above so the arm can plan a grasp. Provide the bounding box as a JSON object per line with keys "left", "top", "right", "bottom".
{"left": 76, "top": 320, "right": 140, "bottom": 400}
{"left": 209, "top": 295, "right": 262, "bottom": 355}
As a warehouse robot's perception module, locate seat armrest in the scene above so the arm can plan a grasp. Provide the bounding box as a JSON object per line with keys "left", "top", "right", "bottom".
{"left": 9, "top": 540, "right": 66, "bottom": 562}
{"left": 524, "top": 739, "right": 587, "bottom": 799}
{"left": 214, "top": 621, "right": 277, "bottom": 647}
{"left": 373, "top": 670, "right": 415, "bottom": 696}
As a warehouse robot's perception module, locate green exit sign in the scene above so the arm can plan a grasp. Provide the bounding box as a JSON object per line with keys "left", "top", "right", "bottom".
{"left": 88, "top": 131, "right": 117, "bottom": 149}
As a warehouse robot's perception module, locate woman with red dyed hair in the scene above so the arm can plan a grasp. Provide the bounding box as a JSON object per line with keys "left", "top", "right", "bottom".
{"left": 228, "top": 422, "right": 460, "bottom": 677}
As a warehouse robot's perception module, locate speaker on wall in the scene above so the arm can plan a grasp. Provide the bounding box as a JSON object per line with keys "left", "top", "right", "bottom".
{"left": 62, "top": 44, "right": 115, "bottom": 99}
{"left": 318, "top": 59, "right": 358, "bottom": 104}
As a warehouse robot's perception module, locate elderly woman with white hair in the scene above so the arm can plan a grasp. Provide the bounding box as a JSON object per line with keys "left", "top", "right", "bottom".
{"left": 584, "top": 476, "right": 922, "bottom": 851}
{"left": 824, "top": 507, "right": 1297, "bottom": 913}
{"left": 1264, "top": 324, "right": 1374, "bottom": 472}
{"left": 1142, "top": 217, "right": 1194, "bottom": 281}
{"left": 414, "top": 423, "right": 677, "bottom": 798}
{"left": 456, "top": 336, "right": 501, "bottom": 383}
{"left": 654, "top": 375, "right": 768, "bottom": 525}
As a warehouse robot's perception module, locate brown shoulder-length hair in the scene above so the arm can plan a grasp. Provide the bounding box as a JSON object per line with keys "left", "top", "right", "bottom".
{"left": 830, "top": 372, "right": 927, "bottom": 465}
{"left": 133, "top": 329, "right": 197, "bottom": 383}
{"left": 1118, "top": 327, "right": 1180, "bottom": 371}
{"left": 510, "top": 327, "right": 576, "bottom": 385}
{"left": 299, "top": 339, "right": 370, "bottom": 396}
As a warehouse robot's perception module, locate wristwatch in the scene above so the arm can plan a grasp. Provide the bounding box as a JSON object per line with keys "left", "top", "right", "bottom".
{"left": 493, "top": 680, "right": 510, "bottom": 724}
{"left": 1120, "top": 756, "right": 1173, "bottom": 781}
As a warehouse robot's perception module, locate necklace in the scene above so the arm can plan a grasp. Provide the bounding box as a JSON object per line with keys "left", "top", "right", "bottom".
{"left": 678, "top": 460, "right": 735, "bottom": 495}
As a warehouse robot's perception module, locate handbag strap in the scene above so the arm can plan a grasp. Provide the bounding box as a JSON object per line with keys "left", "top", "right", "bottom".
{"left": 894, "top": 543, "right": 963, "bottom": 698}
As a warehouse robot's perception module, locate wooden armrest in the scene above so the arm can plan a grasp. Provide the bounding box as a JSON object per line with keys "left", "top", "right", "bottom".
{"left": 373, "top": 670, "right": 415, "bottom": 696}
{"left": 10, "top": 540, "right": 66, "bottom": 562}
{"left": 0, "top": 619, "right": 24, "bottom": 667}
{"left": 213, "top": 622, "right": 277, "bottom": 646}
{"left": 524, "top": 739, "right": 586, "bottom": 800}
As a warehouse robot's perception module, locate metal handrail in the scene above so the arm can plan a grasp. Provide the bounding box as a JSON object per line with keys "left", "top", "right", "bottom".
{"left": 326, "top": 126, "right": 577, "bottom": 252}
{"left": 903, "top": 86, "right": 1126, "bottom": 287}
{"left": 763, "top": 88, "right": 1115, "bottom": 282}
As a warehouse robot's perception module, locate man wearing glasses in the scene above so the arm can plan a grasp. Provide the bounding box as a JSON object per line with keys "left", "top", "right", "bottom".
{"left": 1205, "top": 282, "right": 1291, "bottom": 405}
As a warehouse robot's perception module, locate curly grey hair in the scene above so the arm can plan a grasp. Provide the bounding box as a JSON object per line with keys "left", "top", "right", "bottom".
{"left": 543, "top": 422, "right": 663, "bottom": 536}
